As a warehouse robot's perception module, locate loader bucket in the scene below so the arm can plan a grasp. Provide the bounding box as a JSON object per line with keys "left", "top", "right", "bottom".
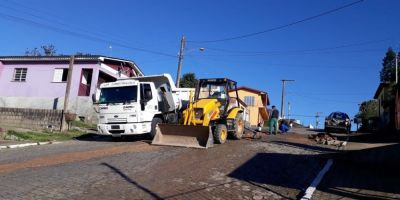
{"left": 151, "top": 124, "right": 214, "bottom": 149}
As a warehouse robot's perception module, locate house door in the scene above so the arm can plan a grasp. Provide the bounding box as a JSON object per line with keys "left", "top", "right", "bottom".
{"left": 78, "top": 69, "right": 93, "bottom": 96}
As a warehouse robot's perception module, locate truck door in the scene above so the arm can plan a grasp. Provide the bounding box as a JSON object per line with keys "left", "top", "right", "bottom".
{"left": 140, "top": 83, "right": 159, "bottom": 121}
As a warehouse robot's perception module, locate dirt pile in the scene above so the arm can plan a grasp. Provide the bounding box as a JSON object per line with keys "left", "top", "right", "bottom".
{"left": 308, "top": 133, "right": 346, "bottom": 147}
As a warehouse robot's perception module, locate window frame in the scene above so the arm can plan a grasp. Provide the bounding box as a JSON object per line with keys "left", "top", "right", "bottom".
{"left": 12, "top": 68, "right": 28, "bottom": 82}
{"left": 52, "top": 68, "right": 69, "bottom": 83}
{"left": 244, "top": 96, "right": 255, "bottom": 106}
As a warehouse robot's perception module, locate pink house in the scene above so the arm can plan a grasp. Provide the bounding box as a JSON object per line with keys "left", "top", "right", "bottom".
{"left": 0, "top": 55, "right": 143, "bottom": 121}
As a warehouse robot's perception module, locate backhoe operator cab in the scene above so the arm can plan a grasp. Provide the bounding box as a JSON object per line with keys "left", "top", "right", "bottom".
{"left": 197, "top": 78, "right": 240, "bottom": 119}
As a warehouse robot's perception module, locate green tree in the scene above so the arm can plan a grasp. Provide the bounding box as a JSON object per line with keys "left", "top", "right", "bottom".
{"left": 355, "top": 99, "right": 379, "bottom": 130}
{"left": 179, "top": 73, "right": 198, "bottom": 88}
{"left": 25, "top": 47, "right": 41, "bottom": 56}
{"left": 25, "top": 44, "right": 57, "bottom": 56}
{"left": 380, "top": 47, "right": 398, "bottom": 82}
{"left": 41, "top": 44, "right": 56, "bottom": 56}
{"left": 75, "top": 52, "right": 92, "bottom": 56}
{"left": 357, "top": 100, "right": 378, "bottom": 120}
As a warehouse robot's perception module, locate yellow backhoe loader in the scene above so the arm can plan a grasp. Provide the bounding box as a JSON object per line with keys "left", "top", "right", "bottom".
{"left": 152, "top": 78, "right": 244, "bottom": 148}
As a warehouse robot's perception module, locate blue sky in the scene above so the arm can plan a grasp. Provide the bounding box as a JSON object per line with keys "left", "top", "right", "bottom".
{"left": 1, "top": 0, "right": 399, "bottom": 127}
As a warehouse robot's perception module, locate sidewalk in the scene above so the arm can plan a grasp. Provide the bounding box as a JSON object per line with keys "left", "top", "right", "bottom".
{"left": 0, "top": 140, "right": 58, "bottom": 149}
{"left": 0, "top": 140, "right": 31, "bottom": 146}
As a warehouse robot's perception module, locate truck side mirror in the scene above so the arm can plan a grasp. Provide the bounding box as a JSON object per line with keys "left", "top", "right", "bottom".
{"left": 91, "top": 93, "right": 98, "bottom": 104}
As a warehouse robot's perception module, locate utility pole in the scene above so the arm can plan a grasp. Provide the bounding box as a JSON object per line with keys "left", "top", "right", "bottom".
{"left": 280, "top": 79, "right": 294, "bottom": 119}
{"left": 395, "top": 53, "right": 399, "bottom": 84}
{"left": 175, "top": 36, "right": 186, "bottom": 88}
{"left": 288, "top": 102, "right": 291, "bottom": 121}
{"left": 316, "top": 112, "right": 322, "bottom": 129}
{"left": 61, "top": 55, "right": 74, "bottom": 132}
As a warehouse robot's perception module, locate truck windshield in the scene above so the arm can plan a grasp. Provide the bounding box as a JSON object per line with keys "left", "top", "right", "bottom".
{"left": 99, "top": 86, "right": 137, "bottom": 104}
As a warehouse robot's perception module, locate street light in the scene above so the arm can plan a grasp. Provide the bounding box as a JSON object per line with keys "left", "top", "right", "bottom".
{"left": 175, "top": 36, "right": 205, "bottom": 88}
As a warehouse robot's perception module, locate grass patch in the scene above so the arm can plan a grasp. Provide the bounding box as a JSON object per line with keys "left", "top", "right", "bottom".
{"left": 6, "top": 130, "right": 86, "bottom": 142}
{"left": 71, "top": 120, "right": 97, "bottom": 129}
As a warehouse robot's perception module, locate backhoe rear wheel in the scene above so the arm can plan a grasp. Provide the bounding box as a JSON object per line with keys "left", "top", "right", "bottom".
{"left": 232, "top": 113, "right": 244, "bottom": 139}
{"left": 214, "top": 124, "right": 228, "bottom": 144}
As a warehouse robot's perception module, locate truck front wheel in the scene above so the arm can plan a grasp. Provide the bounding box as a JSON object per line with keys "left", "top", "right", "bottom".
{"left": 149, "top": 117, "right": 163, "bottom": 139}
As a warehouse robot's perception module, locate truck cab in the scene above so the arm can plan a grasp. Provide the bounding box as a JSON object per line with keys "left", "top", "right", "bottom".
{"left": 95, "top": 74, "right": 193, "bottom": 139}
{"left": 96, "top": 79, "right": 160, "bottom": 136}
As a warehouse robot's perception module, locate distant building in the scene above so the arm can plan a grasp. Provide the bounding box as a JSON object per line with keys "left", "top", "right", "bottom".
{"left": 229, "top": 86, "right": 270, "bottom": 127}
{"left": 0, "top": 55, "right": 143, "bottom": 121}
{"left": 374, "top": 83, "right": 396, "bottom": 131}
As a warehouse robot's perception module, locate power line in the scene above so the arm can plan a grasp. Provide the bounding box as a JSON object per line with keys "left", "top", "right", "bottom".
{"left": 0, "top": 11, "right": 176, "bottom": 58}
{"left": 184, "top": 55, "right": 377, "bottom": 70}
{"left": 188, "top": 49, "right": 382, "bottom": 57}
{"left": 0, "top": 0, "right": 149, "bottom": 47}
{"left": 189, "top": 38, "right": 390, "bottom": 55}
{"left": 290, "top": 114, "right": 326, "bottom": 118}
{"left": 188, "top": 0, "right": 364, "bottom": 43}
{"left": 287, "top": 91, "right": 370, "bottom": 96}
{"left": 288, "top": 92, "right": 360, "bottom": 104}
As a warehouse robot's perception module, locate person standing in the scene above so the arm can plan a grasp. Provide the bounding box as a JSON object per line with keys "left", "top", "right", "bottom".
{"left": 269, "top": 105, "right": 279, "bottom": 135}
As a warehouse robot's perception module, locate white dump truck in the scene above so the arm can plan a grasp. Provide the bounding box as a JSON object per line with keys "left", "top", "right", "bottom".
{"left": 94, "top": 74, "right": 193, "bottom": 138}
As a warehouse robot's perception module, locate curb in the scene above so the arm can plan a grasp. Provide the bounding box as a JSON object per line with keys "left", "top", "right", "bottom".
{"left": 0, "top": 141, "right": 62, "bottom": 150}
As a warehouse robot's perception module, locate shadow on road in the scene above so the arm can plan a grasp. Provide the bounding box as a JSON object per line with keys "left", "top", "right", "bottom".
{"left": 228, "top": 152, "right": 325, "bottom": 199}
{"left": 229, "top": 140, "right": 400, "bottom": 199}
{"left": 317, "top": 157, "right": 400, "bottom": 200}
{"left": 270, "top": 141, "right": 339, "bottom": 153}
{"left": 101, "top": 162, "right": 163, "bottom": 200}
{"left": 74, "top": 134, "right": 152, "bottom": 143}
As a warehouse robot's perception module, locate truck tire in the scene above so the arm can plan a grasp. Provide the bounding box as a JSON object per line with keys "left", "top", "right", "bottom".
{"left": 231, "top": 113, "right": 244, "bottom": 139}
{"left": 213, "top": 124, "right": 228, "bottom": 144}
{"left": 149, "top": 117, "right": 163, "bottom": 139}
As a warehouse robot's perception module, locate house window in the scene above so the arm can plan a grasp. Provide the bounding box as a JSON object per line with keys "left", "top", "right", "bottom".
{"left": 244, "top": 96, "right": 255, "bottom": 106}
{"left": 13, "top": 68, "right": 27, "bottom": 82}
{"left": 53, "top": 68, "right": 69, "bottom": 82}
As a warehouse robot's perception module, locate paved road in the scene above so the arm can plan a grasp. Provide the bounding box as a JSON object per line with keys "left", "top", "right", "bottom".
{"left": 0, "top": 130, "right": 399, "bottom": 199}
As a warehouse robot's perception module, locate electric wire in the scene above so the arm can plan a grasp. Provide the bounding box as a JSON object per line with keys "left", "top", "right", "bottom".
{"left": 1, "top": 0, "right": 149, "bottom": 47}
{"left": 0, "top": 10, "right": 176, "bottom": 58}
{"left": 189, "top": 38, "right": 390, "bottom": 55}
{"left": 288, "top": 92, "right": 360, "bottom": 104}
{"left": 188, "top": 0, "right": 364, "bottom": 43}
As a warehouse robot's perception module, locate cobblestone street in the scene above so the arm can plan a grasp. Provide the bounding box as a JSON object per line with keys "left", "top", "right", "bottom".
{"left": 1, "top": 129, "right": 399, "bottom": 199}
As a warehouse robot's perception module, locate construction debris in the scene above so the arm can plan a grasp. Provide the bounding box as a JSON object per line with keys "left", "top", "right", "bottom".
{"left": 308, "top": 133, "right": 344, "bottom": 146}
{"left": 242, "top": 128, "right": 262, "bottom": 140}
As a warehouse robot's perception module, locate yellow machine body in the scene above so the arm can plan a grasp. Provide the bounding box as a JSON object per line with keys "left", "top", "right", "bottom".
{"left": 151, "top": 78, "right": 244, "bottom": 149}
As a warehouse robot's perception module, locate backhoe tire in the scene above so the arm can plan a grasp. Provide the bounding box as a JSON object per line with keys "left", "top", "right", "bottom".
{"left": 213, "top": 124, "right": 228, "bottom": 144}
{"left": 149, "top": 117, "right": 163, "bottom": 139}
{"left": 232, "top": 113, "right": 244, "bottom": 139}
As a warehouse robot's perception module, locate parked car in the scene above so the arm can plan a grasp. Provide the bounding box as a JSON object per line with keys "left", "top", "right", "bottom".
{"left": 324, "top": 112, "right": 351, "bottom": 133}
